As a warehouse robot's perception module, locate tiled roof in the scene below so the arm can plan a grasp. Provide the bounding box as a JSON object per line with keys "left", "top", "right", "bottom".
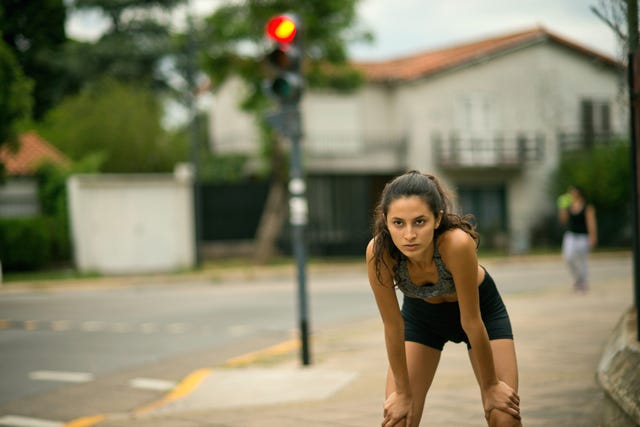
{"left": 0, "top": 132, "right": 70, "bottom": 176}
{"left": 353, "top": 26, "right": 622, "bottom": 82}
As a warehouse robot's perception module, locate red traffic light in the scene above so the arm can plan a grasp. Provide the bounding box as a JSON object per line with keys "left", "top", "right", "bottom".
{"left": 265, "top": 14, "right": 297, "bottom": 43}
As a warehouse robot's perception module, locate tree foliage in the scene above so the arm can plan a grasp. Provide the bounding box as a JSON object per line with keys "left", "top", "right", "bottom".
{"left": 550, "top": 140, "right": 631, "bottom": 245}
{"left": 0, "top": 0, "right": 67, "bottom": 119}
{"left": 0, "top": 38, "right": 33, "bottom": 151}
{"left": 552, "top": 141, "right": 630, "bottom": 205}
{"left": 591, "top": 0, "right": 639, "bottom": 55}
{"left": 68, "top": 0, "right": 186, "bottom": 90}
{"left": 37, "top": 78, "right": 187, "bottom": 173}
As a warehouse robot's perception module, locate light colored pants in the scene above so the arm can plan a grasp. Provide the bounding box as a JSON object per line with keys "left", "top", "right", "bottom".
{"left": 562, "top": 231, "right": 590, "bottom": 290}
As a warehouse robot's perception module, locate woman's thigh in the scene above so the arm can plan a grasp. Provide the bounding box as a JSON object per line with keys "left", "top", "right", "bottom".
{"left": 386, "top": 341, "right": 441, "bottom": 424}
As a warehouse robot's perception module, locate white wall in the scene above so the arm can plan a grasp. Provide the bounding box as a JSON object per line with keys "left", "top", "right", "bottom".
{"left": 211, "top": 77, "right": 260, "bottom": 154}
{"left": 67, "top": 174, "right": 195, "bottom": 274}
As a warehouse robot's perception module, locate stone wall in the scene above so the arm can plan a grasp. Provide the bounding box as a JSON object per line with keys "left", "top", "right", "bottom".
{"left": 597, "top": 307, "right": 640, "bottom": 427}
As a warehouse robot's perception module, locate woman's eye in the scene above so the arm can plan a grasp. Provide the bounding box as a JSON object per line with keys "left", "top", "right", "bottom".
{"left": 393, "top": 220, "right": 403, "bottom": 226}
{"left": 415, "top": 219, "right": 425, "bottom": 225}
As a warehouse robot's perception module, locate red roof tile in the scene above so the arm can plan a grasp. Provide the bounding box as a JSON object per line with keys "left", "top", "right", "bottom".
{"left": 0, "top": 132, "right": 70, "bottom": 176}
{"left": 353, "top": 27, "right": 622, "bottom": 82}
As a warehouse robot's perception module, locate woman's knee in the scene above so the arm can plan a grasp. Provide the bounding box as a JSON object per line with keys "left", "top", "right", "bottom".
{"left": 488, "top": 409, "right": 521, "bottom": 427}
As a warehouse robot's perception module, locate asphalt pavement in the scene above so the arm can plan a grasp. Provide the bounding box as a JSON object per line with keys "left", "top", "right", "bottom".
{"left": 41, "top": 252, "right": 632, "bottom": 427}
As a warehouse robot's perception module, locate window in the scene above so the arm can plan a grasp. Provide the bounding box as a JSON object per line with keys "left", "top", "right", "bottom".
{"left": 580, "top": 99, "right": 611, "bottom": 146}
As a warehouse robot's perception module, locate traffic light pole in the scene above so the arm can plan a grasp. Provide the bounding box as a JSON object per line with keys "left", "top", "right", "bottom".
{"left": 286, "top": 105, "right": 311, "bottom": 366}
{"left": 186, "top": 7, "right": 202, "bottom": 268}
{"left": 263, "top": 13, "right": 311, "bottom": 364}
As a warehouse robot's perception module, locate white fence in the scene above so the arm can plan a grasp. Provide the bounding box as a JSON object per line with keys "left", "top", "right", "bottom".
{"left": 67, "top": 173, "right": 195, "bottom": 274}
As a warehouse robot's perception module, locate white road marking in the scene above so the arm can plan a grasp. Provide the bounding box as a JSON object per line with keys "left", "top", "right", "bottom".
{"left": 129, "top": 377, "right": 176, "bottom": 391}
{"left": 28, "top": 371, "right": 94, "bottom": 383}
{"left": 0, "top": 415, "right": 63, "bottom": 427}
{"left": 166, "top": 323, "right": 188, "bottom": 334}
{"left": 111, "top": 322, "right": 132, "bottom": 333}
{"left": 81, "top": 321, "right": 107, "bottom": 332}
{"left": 140, "top": 323, "right": 158, "bottom": 333}
{"left": 227, "top": 324, "right": 253, "bottom": 336}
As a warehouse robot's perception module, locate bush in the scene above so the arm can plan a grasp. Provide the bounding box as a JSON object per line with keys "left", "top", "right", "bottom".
{"left": 0, "top": 217, "right": 52, "bottom": 271}
{"left": 549, "top": 140, "right": 631, "bottom": 247}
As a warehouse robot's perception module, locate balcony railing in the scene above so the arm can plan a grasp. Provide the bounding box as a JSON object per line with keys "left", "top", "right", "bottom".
{"left": 434, "top": 134, "right": 544, "bottom": 169}
{"left": 558, "top": 132, "right": 624, "bottom": 152}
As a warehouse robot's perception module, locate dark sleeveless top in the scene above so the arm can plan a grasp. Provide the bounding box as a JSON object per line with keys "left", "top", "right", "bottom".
{"left": 568, "top": 205, "right": 588, "bottom": 234}
{"left": 394, "top": 242, "right": 457, "bottom": 299}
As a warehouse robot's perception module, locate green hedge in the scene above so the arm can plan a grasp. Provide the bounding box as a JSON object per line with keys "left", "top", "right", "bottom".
{"left": 0, "top": 217, "right": 53, "bottom": 271}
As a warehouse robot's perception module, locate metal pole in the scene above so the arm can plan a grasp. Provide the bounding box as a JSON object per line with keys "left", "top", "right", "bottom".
{"left": 627, "top": 0, "right": 640, "bottom": 341}
{"left": 186, "top": 5, "right": 202, "bottom": 268}
{"left": 287, "top": 106, "right": 311, "bottom": 365}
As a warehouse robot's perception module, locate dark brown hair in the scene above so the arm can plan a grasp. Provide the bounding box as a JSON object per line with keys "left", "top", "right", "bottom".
{"left": 370, "top": 170, "right": 479, "bottom": 285}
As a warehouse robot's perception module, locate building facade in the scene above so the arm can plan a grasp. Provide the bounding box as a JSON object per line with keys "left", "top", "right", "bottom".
{"left": 209, "top": 27, "right": 626, "bottom": 254}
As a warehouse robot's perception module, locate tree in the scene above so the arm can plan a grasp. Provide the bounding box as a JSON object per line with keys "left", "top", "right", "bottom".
{"left": 591, "top": 0, "right": 639, "bottom": 55}
{"left": 0, "top": 0, "right": 68, "bottom": 120}
{"left": 68, "top": 0, "right": 186, "bottom": 90}
{"left": 199, "top": 0, "right": 371, "bottom": 261}
{"left": 0, "top": 37, "right": 33, "bottom": 177}
{"left": 37, "top": 78, "right": 187, "bottom": 173}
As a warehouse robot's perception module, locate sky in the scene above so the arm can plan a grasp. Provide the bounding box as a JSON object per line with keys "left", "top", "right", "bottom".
{"left": 350, "top": 0, "right": 620, "bottom": 61}
{"left": 65, "top": 0, "right": 621, "bottom": 61}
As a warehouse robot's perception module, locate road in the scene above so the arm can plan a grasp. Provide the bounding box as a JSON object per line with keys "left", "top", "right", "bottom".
{"left": 0, "top": 265, "right": 379, "bottom": 422}
{"left": 0, "top": 253, "right": 632, "bottom": 425}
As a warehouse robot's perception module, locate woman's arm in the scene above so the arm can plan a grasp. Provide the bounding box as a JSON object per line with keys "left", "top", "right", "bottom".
{"left": 557, "top": 193, "right": 571, "bottom": 225}
{"left": 586, "top": 205, "right": 598, "bottom": 248}
{"left": 439, "top": 230, "right": 520, "bottom": 419}
{"left": 366, "top": 239, "right": 413, "bottom": 426}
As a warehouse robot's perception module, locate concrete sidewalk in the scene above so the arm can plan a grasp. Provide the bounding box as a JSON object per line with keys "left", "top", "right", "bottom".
{"left": 83, "top": 255, "right": 632, "bottom": 427}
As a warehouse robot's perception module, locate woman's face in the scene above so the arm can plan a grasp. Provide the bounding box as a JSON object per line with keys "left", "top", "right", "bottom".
{"left": 385, "top": 195, "right": 442, "bottom": 259}
{"left": 569, "top": 187, "right": 582, "bottom": 202}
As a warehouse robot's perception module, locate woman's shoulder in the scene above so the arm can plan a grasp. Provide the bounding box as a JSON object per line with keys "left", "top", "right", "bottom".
{"left": 437, "top": 228, "right": 476, "bottom": 255}
{"left": 366, "top": 236, "right": 397, "bottom": 265}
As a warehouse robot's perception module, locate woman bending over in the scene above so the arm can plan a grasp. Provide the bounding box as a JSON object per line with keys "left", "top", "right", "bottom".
{"left": 366, "top": 171, "right": 521, "bottom": 427}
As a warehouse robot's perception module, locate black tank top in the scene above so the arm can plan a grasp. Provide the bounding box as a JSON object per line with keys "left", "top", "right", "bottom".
{"left": 568, "top": 205, "right": 588, "bottom": 234}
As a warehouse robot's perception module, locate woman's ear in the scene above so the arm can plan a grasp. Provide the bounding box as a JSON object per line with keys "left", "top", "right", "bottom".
{"left": 436, "top": 210, "right": 444, "bottom": 228}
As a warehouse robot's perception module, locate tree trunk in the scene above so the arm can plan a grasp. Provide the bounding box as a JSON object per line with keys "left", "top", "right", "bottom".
{"left": 254, "top": 136, "right": 288, "bottom": 263}
{"left": 253, "top": 180, "right": 287, "bottom": 263}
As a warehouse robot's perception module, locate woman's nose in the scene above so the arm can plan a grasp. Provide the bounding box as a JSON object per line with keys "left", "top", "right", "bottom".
{"left": 404, "top": 227, "right": 416, "bottom": 240}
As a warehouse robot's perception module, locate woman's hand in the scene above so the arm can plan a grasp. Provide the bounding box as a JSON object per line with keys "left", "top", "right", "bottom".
{"left": 383, "top": 391, "right": 414, "bottom": 427}
{"left": 483, "top": 380, "right": 521, "bottom": 421}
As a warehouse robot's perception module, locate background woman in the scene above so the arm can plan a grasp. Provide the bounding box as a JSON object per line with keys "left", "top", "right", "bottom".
{"left": 366, "top": 170, "right": 521, "bottom": 427}
{"left": 557, "top": 185, "right": 598, "bottom": 293}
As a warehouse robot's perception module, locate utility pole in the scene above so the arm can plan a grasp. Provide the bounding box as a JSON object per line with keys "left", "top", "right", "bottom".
{"left": 626, "top": 0, "right": 640, "bottom": 341}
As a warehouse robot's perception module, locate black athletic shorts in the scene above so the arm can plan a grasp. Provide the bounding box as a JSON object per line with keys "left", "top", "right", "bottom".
{"left": 401, "top": 267, "right": 513, "bottom": 351}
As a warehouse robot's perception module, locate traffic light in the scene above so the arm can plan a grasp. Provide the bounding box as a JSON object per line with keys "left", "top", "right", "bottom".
{"left": 264, "top": 14, "right": 303, "bottom": 104}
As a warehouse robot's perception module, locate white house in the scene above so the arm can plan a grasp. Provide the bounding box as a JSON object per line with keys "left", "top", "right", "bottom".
{"left": 209, "top": 27, "right": 626, "bottom": 254}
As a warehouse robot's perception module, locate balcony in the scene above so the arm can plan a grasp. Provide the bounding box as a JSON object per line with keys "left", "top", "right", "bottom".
{"left": 434, "top": 133, "right": 544, "bottom": 171}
